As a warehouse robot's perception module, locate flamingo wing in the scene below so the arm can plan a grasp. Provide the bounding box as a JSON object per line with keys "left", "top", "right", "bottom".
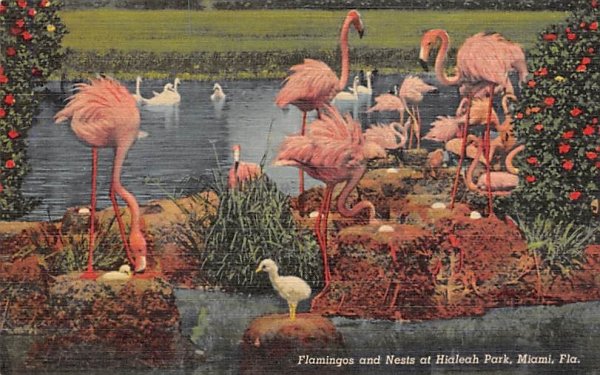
{"left": 55, "top": 77, "right": 139, "bottom": 148}
{"left": 275, "top": 59, "right": 339, "bottom": 112}
{"left": 365, "top": 123, "right": 402, "bottom": 150}
{"left": 424, "top": 116, "right": 461, "bottom": 142}
{"left": 399, "top": 75, "right": 436, "bottom": 103}
{"left": 367, "top": 94, "right": 406, "bottom": 113}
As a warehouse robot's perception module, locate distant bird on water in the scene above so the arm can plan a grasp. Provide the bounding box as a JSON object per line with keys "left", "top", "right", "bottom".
{"left": 54, "top": 77, "right": 147, "bottom": 279}
{"left": 275, "top": 9, "right": 365, "bottom": 194}
{"left": 256, "top": 259, "right": 311, "bottom": 320}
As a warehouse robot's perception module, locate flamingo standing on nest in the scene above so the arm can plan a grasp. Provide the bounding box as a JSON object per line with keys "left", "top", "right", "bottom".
{"left": 419, "top": 29, "right": 527, "bottom": 215}
{"left": 228, "top": 144, "right": 262, "bottom": 190}
{"left": 54, "top": 77, "right": 147, "bottom": 279}
{"left": 275, "top": 105, "right": 385, "bottom": 289}
{"left": 275, "top": 9, "right": 365, "bottom": 194}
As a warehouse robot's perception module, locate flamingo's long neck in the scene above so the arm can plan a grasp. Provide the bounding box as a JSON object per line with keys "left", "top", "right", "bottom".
{"left": 112, "top": 145, "right": 145, "bottom": 256}
{"left": 433, "top": 31, "right": 461, "bottom": 87}
{"left": 505, "top": 144, "right": 525, "bottom": 174}
{"left": 366, "top": 73, "right": 372, "bottom": 91}
{"left": 338, "top": 16, "right": 353, "bottom": 91}
{"left": 336, "top": 165, "right": 376, "bottom": 221}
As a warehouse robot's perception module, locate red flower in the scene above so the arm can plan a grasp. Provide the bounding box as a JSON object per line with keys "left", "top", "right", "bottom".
{"left": 544, "top": 97, "right": 555, "bottom": 107}
{"left": 576, "top": 64, "right": 587, "bottom": 72}
{"left": 567, "top": 33, "right": 577, "bottom": 41}
{"left": 569, "top": 191, "right": 581, "bottom": 201}
{"left": 527, "top": 80, "right": 536, "bottom": 88}
{"left": 534, "top": 124, "right": 544, "bottom": 132}
{"left": 570, "top": 107, "right": 583, "bottom": 117}
{"left": 516, "top": 112, "right": 524, "bottom": 119}
{"left": 22, "top": 32, "right": 33, "bottom": 41}
{"left": 0, "top": 3, "right": 6, "bottom": 13}
{"left": 543, "top": 33, "right": 557, "bottom": 41}
{"left": 526, "top": 175, "right": 536, "bottom": 183}
{"left": 8, "top": 130, "right": 19, "bottom": 139}
{"left": 535, "top": 67, "right": 549, "bottom": 76}
{"left": 17, "top": 0, "right": 27, "bottom": 8}
{"left": 591, "top": 22, "right": 598, "bottom": 31}
{"left": 562, "top": 130, "right": 575, "bottom": 139}
{"left": 0, "top": 74, "right": 7, "bottom": 84}
{"left": 28, "top": 8, "right": 36, "bottom": 17}
{"left": 586, "top": 151, "right": 598, "bottom": 160}
{"left": 0, "top": 108, "right": 5, "bottom": 118}
{"left": 4, "top": 160, "right": 15, "bottom": 169}
{"left": 39, "top": 0, "right": 49, "bottom": 6}
{"left": 526, "top": 156, "right": 538, "bottom": 165}
{"left": 3, "top": 94, "right": 15, "bottom": 106}
{"left": 558, "top": 143, "right": 571, "bottom": 154}
{"left": 15, "top": 19, "right": 25, "bottom": 28}
{"left": 6, "top": 47, "right": 16, "bottom": 57}
{"left": 582, "top": 57, "right": 592, "bottom": 65}
{"left": 562, "top": 160, "right": 574, "bottom": 171}
{"left": 580, "top": 22, "right": 587, "bottom": 29}
{"left": 31, "top": 67, "right": 42, "bottom": 77}
{"left": 590, "top": 48, "right": 596, "bottom": 54}
{"left": 593, "top": 118, "right": 599, "bottom": 124}
{"left": 10, "top": 27, "right": 23, "bottom": 36}
{"left": 583, "top": 125, "right": 595, "bottom": 135}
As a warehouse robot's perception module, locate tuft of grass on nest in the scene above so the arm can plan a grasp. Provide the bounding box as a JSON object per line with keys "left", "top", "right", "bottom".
{"left": 178, "top": 169, "right": 322, "bottom": 293}
{"left": 515, "top": 215, "right": 599, "bottom": 278}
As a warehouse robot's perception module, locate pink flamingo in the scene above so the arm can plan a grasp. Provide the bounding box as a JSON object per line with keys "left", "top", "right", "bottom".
{"left": 419, "top": 29, "right": 527, "bottom": 215}
{"left": 364, "top": 121, "right": 409, "bottom": 152}
{"left": 367, "top": 93, "right": 407, "bottom": 122}
{"left": 275, "top": 105, "right": 385, "bottom": 287}
{"left": 54, "top": 77, "right": 147, "bottom": 279}
{"left": 465, "top": 136, "right": 524, "bottom": 196}
{"left": 275, "top": 9, "right": 364, "bottom": 194}
{"left": 398, "top": 75, "right": 437, "bottom": 149}
{"left": 228, "top": 144, "right": 262, "bottom": 189}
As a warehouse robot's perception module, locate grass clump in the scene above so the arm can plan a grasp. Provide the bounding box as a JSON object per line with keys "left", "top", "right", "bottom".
{"left": 516, "top": 215, "right": 599, "bottom": 278}
{"left": 180, "top": 170, "right": 322, "bottom": 293}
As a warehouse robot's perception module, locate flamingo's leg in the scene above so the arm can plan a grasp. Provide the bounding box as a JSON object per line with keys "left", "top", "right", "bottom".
{"left": 81, "top": 148, "right": 99, "bottom": 280}
{"left": 299, "top": 111, "right": 307, "bottom": 195}
{"left": 310, "top": 187, "right": 333, "bottom": 312}
{"left": 110, "top": 187, "right": 135, "bottom": 266}
{"left": 415, "top": 105, "right": 422, "bottom": 149}
{"left": 450, "top": 94, "right": 473, "bottom": 209}
{"left": 321, "top": 187, "right": 334, "bottom": 285}
{"left": 484, "top": 84, "right": 496, "bottom": 216}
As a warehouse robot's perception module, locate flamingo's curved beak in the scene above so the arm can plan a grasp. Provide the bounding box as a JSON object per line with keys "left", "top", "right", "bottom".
{"left": 358, "top": 29, "right": 364, "bottom": 39}
{"left": 134, "top": 256, "right": 147, "bottom": 273}
{"left": 419, "top": 59, "right": 429, "bottom": 72}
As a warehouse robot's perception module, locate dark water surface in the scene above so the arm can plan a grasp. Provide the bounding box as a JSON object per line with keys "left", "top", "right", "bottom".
{"left": 24, "top": 75, "right": 459, "bottom": 221}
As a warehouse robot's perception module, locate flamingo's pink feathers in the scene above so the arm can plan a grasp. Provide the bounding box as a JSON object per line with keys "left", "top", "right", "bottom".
{"left": 367, "top": 93, "right": 406, "bottom": 113}
{"left": 365, "top": 122, "right": 407, "bottom": 150}
{"left": 399, "top": 75, "right": 437, "bottom": 104}
{"left": 476, "top": 172, "right": 519, "bottom": 191}
{"left": 424, "top": 116, "right": 461, "bottom": 142}
{"left": 228, "top": 162, "right": 262, "bottom": 189}
{"left": 54, "top": 77, "right": 140, "bottom": 149}
{"left": 275, "top": 59, "right": 339, "bottom": 113}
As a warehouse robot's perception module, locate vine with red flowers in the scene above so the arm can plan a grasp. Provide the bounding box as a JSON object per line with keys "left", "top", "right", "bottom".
{"left": 512, "top": 0, "right": 599, "bottom": 225}
{"left": 0, "top": 0, "right": 66, "bottom": 219}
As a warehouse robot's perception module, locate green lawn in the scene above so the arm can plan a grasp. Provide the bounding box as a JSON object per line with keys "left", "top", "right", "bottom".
{"left": 61, "top": 9, "right": 566, "bottom": 53}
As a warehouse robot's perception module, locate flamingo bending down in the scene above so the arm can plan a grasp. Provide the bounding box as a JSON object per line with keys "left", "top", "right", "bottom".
{"left": 364, "top": 121, "right": 409, "bottom": 152}
{"left": 54, "top": 77, "right": 147, "bottom": 278}
{"left": 228, "top": 144, "right": 262, "bottom": 189}
{"left": 275, "top": 9, "right": 365, "bottom": 194}
{"left": 465, "top": 136, "right": 524, "bottom": 197}
{"left": 419, "top": 29, "right": 527, "bottom": 214}
{"left": 275, "top": 105, "right": 386, "bottom": 286}
{"left": 398, "top": 76, "right": 437, "bottom": 149}
{"left": 367, "top": 93, "right": 407, "bottom": 125}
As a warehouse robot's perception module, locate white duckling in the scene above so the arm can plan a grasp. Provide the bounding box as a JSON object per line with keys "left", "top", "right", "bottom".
{"left": 97, "top": 264, "right": 133, "bottom": 282}
{"left": 256, "top": 259, "right": 311, "bottom": 320}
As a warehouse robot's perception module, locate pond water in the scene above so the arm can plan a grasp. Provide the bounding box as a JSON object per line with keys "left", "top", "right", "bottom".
{"left": 3, "top": 291, "right": 600, "bottom": 374}
{"left": 23, "top": 74, "right": 462, "bottom": 221}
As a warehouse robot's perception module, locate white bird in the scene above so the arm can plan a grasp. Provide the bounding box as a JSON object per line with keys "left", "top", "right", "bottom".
{"left": 355, "top": 70, "right": 373, "bottom": 96}
{"left": 132, "top": 76, "right": 144, "bottom": 104}
{"left": 211, "top": 83, "right": 226, "bottom": 103}
{"left": 144, "top": 78, "right": 181, "bottom": 106}
{"left": 332, "top": 75, "right": 360, "bottom": 117}
{"left": 97, "top": 264, "right": 132, "bottom": 282}
{"left": 256, "top": 259, "right": 311, "bottom": 320}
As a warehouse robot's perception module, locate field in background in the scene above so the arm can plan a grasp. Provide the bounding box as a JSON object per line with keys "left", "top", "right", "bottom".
{"left": 61, "top": 9, "right": 565, "bottom": 53}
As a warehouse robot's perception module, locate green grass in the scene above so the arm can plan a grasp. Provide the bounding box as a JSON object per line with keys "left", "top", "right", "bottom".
{"left": 61, "top": 9, "right": 566, "bottom": 53}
